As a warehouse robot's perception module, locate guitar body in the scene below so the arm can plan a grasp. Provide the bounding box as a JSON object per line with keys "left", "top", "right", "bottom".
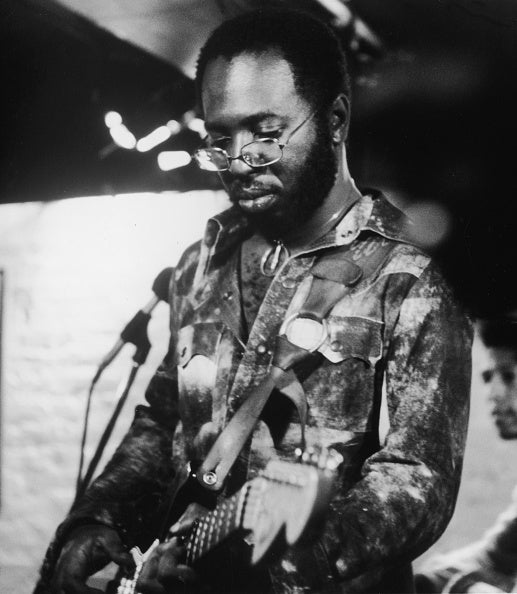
{"left": 111, "top": 448, "right": 342, "bottom": 594}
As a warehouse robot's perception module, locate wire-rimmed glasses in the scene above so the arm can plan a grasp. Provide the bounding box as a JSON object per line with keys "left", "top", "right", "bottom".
{"left": 193, "top": 110, "right": 317, "bottom": 172}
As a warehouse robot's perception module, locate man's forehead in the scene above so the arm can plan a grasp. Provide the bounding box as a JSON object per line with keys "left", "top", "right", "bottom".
{"left": 484, "top": 346, "right": 517, "bottom": 367}
{"left": 200, "top": 51, "right": 305, "bottom": 122}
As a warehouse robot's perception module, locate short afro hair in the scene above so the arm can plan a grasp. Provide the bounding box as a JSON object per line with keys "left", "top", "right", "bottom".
{"left": 478, "top": 317, "right": 517, "bottom": 351}
{"left": 195, "top": 7, "right": 350, "bottom": 116}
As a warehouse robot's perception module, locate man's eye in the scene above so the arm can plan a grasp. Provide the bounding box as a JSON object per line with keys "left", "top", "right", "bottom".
{"left": 502, "top": 371, "right": 515, "bottom": 383}
{"left": 481, "top": 370, "right": 493, "bottom": 383}
{"left": 209, "top": 137, "right": 231, "bottom": 150}
{"left": 255, "top": 130, "right": 281, "bottom": 139}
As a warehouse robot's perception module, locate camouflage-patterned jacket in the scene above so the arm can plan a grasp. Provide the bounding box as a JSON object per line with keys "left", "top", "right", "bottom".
{"left": 36, "top": 192, "right": 472, "bottom": 594}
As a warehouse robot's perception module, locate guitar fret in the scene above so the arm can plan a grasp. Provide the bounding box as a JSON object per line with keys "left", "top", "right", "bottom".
{"left": 233, "top": 496, "right": 239, "bottom": 530}
{"left": 226, "top": 500, "right": 232, "bottom": 532}
{"left": 214, "top": 508, "right": 220, "bottom": 546}
{"left": 220, "top": 501, "right": 228, "bottom": 542}
{"left": 208, "top": 510, "right": 214, "bottom": 543}
{"left": 192, "top": 530, "right": 199, "bottom": 561}
{"left": 186, "top": 536, "right": 193, "bottom": 565}
{"left": 196, "top": 524, "right": 203, "bottom": 557}
{"left": 198, "top": 521, "right": 206, "bottom": 560}
{"left": 200, "top": 516, "right": 209, "bottom": 556}
{"left": 198, "top": 520, "right": 204, "bottom": 556}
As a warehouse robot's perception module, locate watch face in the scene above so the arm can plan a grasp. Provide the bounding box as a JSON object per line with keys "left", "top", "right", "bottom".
{"left": 282, "top": 315, "right": 328, "bottom": 352}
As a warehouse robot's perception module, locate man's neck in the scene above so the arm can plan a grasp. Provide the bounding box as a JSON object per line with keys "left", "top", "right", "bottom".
{"left": 243, "top": 149, "right": 361, "bottom": 254}
{"left": 284, "top": 174, "right": 361, "bottom": 250}
{"left": 277, "top": 147, "right": 361, "bottom": 250}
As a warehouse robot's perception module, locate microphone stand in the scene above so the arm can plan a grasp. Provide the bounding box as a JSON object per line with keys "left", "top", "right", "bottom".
{"left": 73, "top": 315, "right": 152, "bottom": 505}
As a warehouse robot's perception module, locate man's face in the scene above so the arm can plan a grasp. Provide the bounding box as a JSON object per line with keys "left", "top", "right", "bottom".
{"left": 200, "top": 51, "right": 337, "bottom": 236}
{"left": 481, "top": 347, "right": 517, "bottom": 439}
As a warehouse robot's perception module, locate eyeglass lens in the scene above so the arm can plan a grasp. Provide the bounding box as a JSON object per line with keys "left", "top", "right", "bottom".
{"left": 194, "top": 139, "right": 283, "bottom": 171}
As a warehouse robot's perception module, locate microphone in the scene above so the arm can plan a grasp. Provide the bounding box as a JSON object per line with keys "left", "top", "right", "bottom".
{"left": 92, "top": 267, "right": 174, "bottom": 383}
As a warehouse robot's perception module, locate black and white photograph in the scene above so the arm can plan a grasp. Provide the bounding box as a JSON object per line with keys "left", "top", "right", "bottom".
{"left": 1, "top": 1, "right": 516, "bottom": 592}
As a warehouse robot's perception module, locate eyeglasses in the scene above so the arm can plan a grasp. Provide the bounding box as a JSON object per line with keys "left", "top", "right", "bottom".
{"left": 193, "top": 111, "right": 317, "bottom": 172}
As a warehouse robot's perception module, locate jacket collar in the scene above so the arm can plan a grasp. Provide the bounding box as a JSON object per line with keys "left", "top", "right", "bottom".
{"left": 201, "top": 190, "right": 415, "bottom": 260}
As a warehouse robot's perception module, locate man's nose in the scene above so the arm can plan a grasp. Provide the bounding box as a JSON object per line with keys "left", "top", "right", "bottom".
{"left": 487, "top": 378, "right": 508, "bottom": 406}
{"left": 228, "top": 155, "right": 253, "bottom": 176}
{"left": 227, "top": 135, "right": 253, "bottom": 176}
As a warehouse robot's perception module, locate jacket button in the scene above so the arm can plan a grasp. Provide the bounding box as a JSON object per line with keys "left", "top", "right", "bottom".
{"left": 223, "top": 291, "right": 233, "bottom": 301}
{"left": 282, "top": 278, "right": 296, "bottom": 289}
{"left": 330, "top": 340, "right": 342, "bottom": 352}
{"left": 256, "top": 343, "right": 267, "bottom": 354}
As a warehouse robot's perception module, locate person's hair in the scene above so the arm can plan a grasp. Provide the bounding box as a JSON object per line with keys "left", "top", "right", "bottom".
{"left": 195, "top": 7, "right": 350, "bottom": 115}
{"left": 478, "top": 317, "right": 517, "bottom": 352}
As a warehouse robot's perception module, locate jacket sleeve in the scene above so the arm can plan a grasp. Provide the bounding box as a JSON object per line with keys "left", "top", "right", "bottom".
{"left": 319, "top": 261, "right": 473, "bottom": 583}
{"left": 482, "top": 487, "right": 517, "bottom": 575}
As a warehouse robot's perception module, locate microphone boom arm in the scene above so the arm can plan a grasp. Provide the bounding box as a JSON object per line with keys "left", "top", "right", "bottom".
{"left": 75, "top": 267, "right": 173, "bottom": 501}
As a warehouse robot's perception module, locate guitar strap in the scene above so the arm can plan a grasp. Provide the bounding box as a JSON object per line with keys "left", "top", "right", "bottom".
{"left": 195, "top": 237, "right": 395, "bottom": 492}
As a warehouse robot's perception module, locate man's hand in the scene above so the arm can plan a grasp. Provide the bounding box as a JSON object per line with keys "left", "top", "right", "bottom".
{"left": 415, "top": 543, "right": 516, "bottom": 593}
{"left": 136, "top": 537, "right": 198, "bottom": 593}
{"left": 51, "top": 524, "right": 133, "bottom": 594}
{"left": 136, "top": 503, "right": 206, "bottom": 594}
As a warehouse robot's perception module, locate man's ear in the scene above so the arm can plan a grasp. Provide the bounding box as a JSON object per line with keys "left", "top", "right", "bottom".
{"left": 329, "top": 94, "right": 350, "bottom": 144}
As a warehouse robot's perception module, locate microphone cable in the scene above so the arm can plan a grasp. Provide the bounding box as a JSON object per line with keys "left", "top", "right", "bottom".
{"left": 74, "top": 267, "right": 173, "bottom": 502}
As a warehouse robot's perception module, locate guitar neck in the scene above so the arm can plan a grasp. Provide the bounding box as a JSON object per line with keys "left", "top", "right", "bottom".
{"left": 115, "top": 487, "right": 252, "bottom": 594}
{"left": 184, "top": 484, "right": 250, "bottom": 565}
{"left": 117, "top": 450, "right": 342, "bottom": 593}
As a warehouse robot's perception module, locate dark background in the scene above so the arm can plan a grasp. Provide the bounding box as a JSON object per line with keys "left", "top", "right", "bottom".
{"left": 2, "top": 0, "right": 517, "bottom": 315}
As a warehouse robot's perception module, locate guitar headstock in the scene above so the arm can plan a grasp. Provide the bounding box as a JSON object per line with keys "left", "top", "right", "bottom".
{"left": 241, "top": 447, "right": 343, "bottom": 564}
{"left": 294, "top": 445, "right": 344, "bottom": 471}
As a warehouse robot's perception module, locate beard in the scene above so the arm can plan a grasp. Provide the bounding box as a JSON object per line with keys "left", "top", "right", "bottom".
{"left": 495, "top": 416, "right": 517, "bottom": 440}
{"left": 226, "top": 117, "right": 338, "bottom": 239}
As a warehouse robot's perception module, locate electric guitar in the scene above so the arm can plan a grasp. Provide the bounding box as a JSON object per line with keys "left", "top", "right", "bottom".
{"left": 115, "top": 447, "right": 343, "bottom": 594}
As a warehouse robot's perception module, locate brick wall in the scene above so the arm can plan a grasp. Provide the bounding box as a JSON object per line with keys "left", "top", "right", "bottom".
{"left": 0, "top": 190, "right": 229, "bottom": 591}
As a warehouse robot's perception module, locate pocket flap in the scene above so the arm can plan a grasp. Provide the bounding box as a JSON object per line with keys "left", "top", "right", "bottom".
{"left": 318, "top": 316, "right": 383, "bottom": 365}
{"left": 177, "top": 322, "right": 225, "bottom": 367}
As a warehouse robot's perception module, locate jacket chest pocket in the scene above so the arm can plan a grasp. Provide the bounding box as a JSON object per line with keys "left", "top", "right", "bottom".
{"left": 176, "top": 322, "right": 229, "bottom": 448}
{"left": 319, "top": 315, "right": 383, "bottom": 365}
{"left": 177, "top": 322, "right": 225, "bottom": 369}
{"left": 307, "top": 315, "right": 384, "bottom": 432}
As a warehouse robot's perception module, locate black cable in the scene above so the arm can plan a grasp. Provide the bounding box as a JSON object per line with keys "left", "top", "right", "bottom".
{"left": 75, "top": 377, "right": 96, "bottom": 496}
{"left": 73, "top": 362, "right": 140, "bottom": 505}
{"left": 73, "top": 268, "right": 171, "bottom": 505}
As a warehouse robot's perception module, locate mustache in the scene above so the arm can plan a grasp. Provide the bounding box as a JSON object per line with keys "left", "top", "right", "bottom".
{"left": 228, "top": 181, "right": 280, "bottom": 201}
{"left": 492, "top": 409, "right": 517, "bottom": 419}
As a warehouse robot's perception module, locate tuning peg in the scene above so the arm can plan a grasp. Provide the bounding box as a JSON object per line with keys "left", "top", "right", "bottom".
{"left": 326, "top": 449, "right": 344, "bottom": 471}
{"left": 294, "top": 445, "right": 322, "bottom": 466}
{"left": 303, "top": 447, "right": 315, "bottom": 464}
{"left": 294, "top": 447, "right": 312, "bottom": 464}
{"left": 294, "top": 446, "right": 344, "bottom": 471}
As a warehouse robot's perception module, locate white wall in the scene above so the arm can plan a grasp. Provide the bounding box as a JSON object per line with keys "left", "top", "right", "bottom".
{"left": 0, "top": 190, "right": 229, "bottom": 591}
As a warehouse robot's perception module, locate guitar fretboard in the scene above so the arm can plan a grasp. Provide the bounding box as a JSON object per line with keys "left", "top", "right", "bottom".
{"left": 185, "top": 487, "right": 248, "bottom": 565}
{"left": 116, "top": 450, "right": 341, "bottom": 593}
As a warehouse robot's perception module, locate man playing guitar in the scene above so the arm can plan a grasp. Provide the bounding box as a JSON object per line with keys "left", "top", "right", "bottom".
{"left": 35, "top": 8, "right": 472, "bottom": 594}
